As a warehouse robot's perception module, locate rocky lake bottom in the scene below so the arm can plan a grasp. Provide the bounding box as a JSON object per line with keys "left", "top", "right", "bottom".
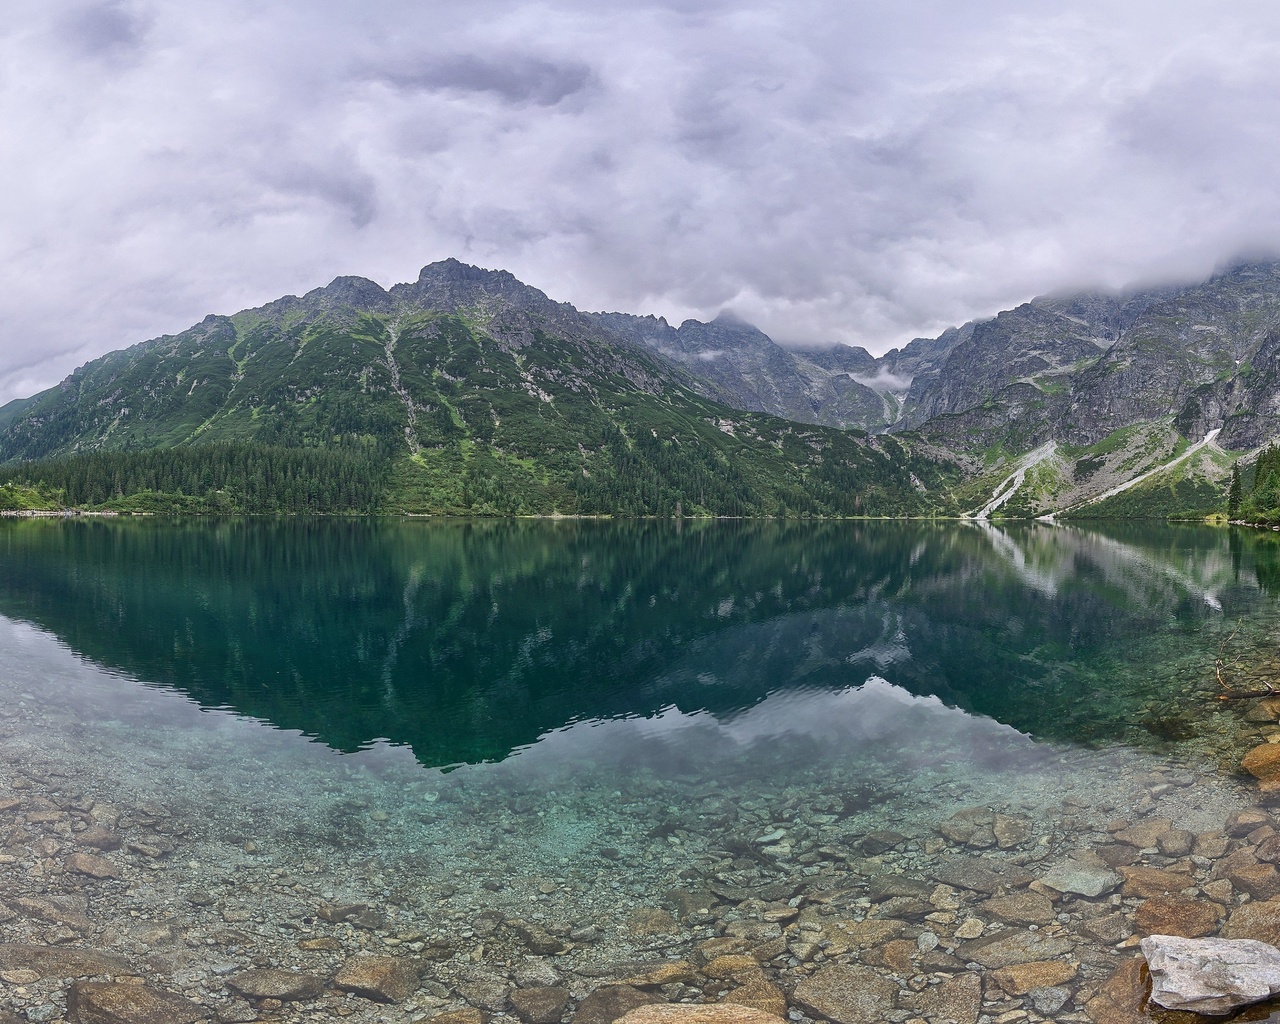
{"left": 5, "top": 518, "right": 1280, "bottom": 1024}
{"left": 7, "top": 620, "right": 1280, "bottom": 1024}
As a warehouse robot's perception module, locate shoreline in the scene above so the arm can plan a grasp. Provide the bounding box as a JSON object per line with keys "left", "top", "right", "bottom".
{"left": 0, "top": 509, "right": 1239, "bottom": 523}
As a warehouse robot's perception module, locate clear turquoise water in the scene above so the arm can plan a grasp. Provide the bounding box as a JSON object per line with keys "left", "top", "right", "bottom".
{"left": 0, "top": 518, "right": 1275, "bottom": 981}
{"left": 0, "top": 518, "right": 1273, "bottom": 764}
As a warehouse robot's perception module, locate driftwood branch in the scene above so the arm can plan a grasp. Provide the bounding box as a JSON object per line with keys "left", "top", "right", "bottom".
{"left": 1213, "top": 623, "right": 1280, "bottom": 700}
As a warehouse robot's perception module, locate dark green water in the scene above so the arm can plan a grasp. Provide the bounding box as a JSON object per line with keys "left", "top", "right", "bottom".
{"left": 0, "top": 517, "right": 1276, "bottom": 767}
{"left": 5, "top": 517, "right": 1280, "bottom": 1019}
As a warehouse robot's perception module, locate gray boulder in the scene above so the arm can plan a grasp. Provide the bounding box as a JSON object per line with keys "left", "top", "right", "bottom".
{"left": 1039, "top": 857, "right": 1120, "bottom": 898}
{"left": 1142, "top": 934, "right": 1280, "bottom": 1015}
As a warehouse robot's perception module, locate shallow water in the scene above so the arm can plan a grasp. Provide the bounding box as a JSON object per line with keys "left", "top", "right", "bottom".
{"left": 3, "top": 518, "right": 1280, "bottom": 1022}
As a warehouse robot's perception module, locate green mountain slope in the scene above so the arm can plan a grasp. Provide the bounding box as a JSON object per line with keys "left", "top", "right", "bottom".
{"left": 0, "top": 261, "right": 960, "bottom": 516}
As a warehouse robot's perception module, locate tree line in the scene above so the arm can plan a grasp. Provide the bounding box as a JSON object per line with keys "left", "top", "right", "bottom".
{"left": 1230, "top": 443, "right": 1280, "bottom": 524}
{"left": 0, "top": 443, "right": 389, "bottom": 514}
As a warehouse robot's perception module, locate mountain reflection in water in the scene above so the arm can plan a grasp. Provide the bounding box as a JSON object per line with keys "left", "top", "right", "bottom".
{"left": 0, "top": 518, "right": 1274, "bottom": 768}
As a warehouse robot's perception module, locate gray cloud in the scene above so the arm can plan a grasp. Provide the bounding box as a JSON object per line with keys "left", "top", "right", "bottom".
{"left": 379, "top": 55, "right": 595, "bottom": 107}
{"left": 57, "top": 0, "right": 150, "bottom": 58}
{"left": 4, "top": 1, "right": 1280, "bottom": 404}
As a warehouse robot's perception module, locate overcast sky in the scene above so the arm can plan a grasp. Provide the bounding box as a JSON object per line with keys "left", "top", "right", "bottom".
{"left": 4, "top": 1, "right": 1280, "bottom": 403}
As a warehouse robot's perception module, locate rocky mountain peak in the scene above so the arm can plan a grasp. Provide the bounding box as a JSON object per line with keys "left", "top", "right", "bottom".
{"left": 306, "top": 276, "right": 392, "bottom": 312}
{"left": 392, "top": 258, "right": 564, "bottom": 316}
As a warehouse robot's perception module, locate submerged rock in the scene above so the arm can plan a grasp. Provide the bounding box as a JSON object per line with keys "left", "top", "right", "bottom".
{"left": 989, "top": 959, "right": 1078, "bottom": 996}
{"left": 627, "top": 908, "right": 678, "bottom": 936}
{"left": 938, "top": 807, "right": 998, "bottom": 848}
{"left": 77, "top": 827, "right": 121, "bottom": 851}
{"left": 1135, "top": 896, "right": 1221, "bottom": 938}
{"left": 63, "top": 853, "right": 120, "bottom": 879}
{"left": 1141, "top": 934, "right": 1280, "bottom": 1014}
{"left": 428, "top": 1013, "right": 486, "bottom": 1024}
{"left": 1230, "top": 862, "right": 1280, "bottom": 901}
{"left": 1118, "top": 865, "right": 1193, "bottom": 897}
{"left": 980, "top": 890, "right": 1056, "bottom": 925}
{"left": 333, "top": 955, "right": 420, "bottom": 1002}
{"left": 932, "top": 856, "right": 1033, "bottom": 895}
{"left": 956, "top": 928, "right": 1073, "bottom": 968}
{"left": 573, "top": 986, "right": 660, "bottom": 1024}
{"left": 1243, "top": 745, "right": 1280, "bottom": 790}
{"left": 1158, "top": 830, "right": 1195, "bottom": 856}
{"left": 615, "top": 1007, "right": 784, "bottom": 1024}
{"left": 1083, "top": 958, "right": 1147, "bottom": 1024}
{"left": 1112, "top": 818, "right": 1172, "bottom": 849}
{"left": 0, "top": 944, "right": 132, "bottom": 978}
{"left": 508, "top": 986, "right": 570, "bottom": 1024}
{"left": 1040, "top": 857, "right": 1121, "bottom": 898}
{"left": 902, "top": 972, "right": 980, "bottom": 1024}
{"left": 617, "top": 962, "right": 698, "bottom": 988}
{"left": 1223, "top": 900, "right": 1280, "bottom": 945}
{"left": 721, "top": 974, "right": 787, "bottom": 1017}
{"left": 225, "top": 968, "right": 326, "bottom": 1002}
{"left": 1031, "top": 984, "right": 1073, "bottom": 1015}
{"left": 456, "top": 972, "right": 512, "bottom": 1014}
{"left": 792, "top": 964, "right": 898, "bottom": 1024}
{"left": 66, "top": 982, "right": 209, "bottom": 1024}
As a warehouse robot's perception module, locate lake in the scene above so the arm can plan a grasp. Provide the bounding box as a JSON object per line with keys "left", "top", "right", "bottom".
{"left": 1, "top": 518, "right": 1278, "bottom": 1023}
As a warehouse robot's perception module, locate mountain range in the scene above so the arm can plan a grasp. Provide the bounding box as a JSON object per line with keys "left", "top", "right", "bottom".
{"left": 4, "top": 257, "right": 1280, "bottom": 517}
{"left": 0, "top": 260, "right": 955, "bottom": 517}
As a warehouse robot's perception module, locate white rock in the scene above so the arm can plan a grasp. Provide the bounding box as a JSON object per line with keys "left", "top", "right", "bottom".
{"left": 1142, "top": 934, "right": 1280, "bottom": 1015}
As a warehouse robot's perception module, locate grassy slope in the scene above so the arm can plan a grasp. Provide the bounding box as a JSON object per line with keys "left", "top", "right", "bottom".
{"left": 1063, "top": 446, "right": 1234, "bottom": 520}
{"left": 0, "top": 307, "right": 960, "bottom": 516}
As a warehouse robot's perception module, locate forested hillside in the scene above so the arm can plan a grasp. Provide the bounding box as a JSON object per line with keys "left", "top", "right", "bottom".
{"left": 0, "top": 261, "right": 960, "bottom": 516}
{"left": 1231, "top": 444, "right": 1280, "bottom": 524}
{"left": 14, "top": 256, "right": 1280, "bottom": 520}
{"left": 0, "top": 444, "right": 387, "bottom": 514}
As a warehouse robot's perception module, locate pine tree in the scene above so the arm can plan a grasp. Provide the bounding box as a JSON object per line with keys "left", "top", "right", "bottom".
{"left": 1229, "top": 462, "right": 1243, "bottom": 517}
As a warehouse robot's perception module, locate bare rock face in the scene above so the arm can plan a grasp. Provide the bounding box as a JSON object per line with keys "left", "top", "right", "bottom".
{"left": 1141, "top": 934, "right": 1280, "bottom": 1015}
